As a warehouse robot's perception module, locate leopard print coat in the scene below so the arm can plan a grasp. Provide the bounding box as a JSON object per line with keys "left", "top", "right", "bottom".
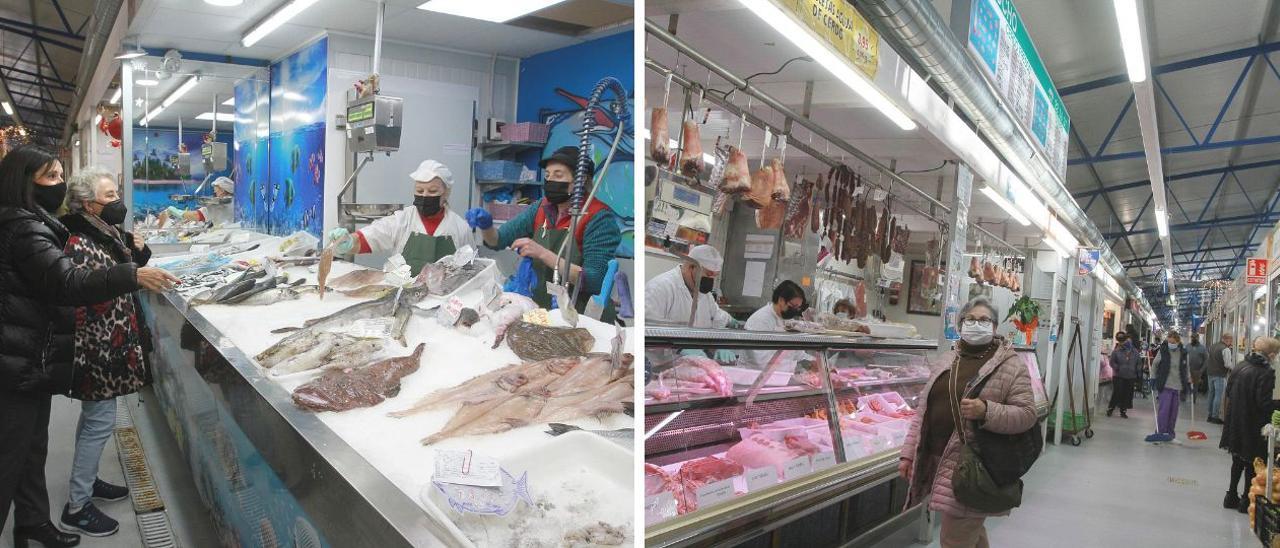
{"left": 61, "top": 213, "right": 147, "bottom": 400}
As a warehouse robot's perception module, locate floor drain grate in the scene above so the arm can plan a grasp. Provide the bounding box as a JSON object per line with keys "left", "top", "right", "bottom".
{"left": 137, "top": 511, "right": 178, "bottom": 548}
{"left": 115, "top": 427, "right": 165, "bottom": 513}
{"left": 114, "top": 398, "right": 134, "bottom": 429}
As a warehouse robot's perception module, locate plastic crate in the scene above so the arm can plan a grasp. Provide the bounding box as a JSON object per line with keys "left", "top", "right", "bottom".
{"left": 486, "top": 202, "right": 529, "bottom": 222}
{"left": 502, "top": 122, "right": 548, "bottom": 143}
{"left": 1255, "top": 495, "right": 1280, "bottom": 547}
{"left": 474, "top": 160, "right": 523, "bottom": 182}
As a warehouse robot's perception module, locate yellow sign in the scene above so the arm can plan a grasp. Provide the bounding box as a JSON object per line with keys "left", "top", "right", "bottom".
{"left": 781, "top": 0, "right": 880, "bottom": 79}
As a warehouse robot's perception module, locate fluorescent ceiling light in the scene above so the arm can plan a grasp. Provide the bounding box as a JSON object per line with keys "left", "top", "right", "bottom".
{"left": 74, "top": 139, "right": 81, "bottom": 147}
{"left": 114, "top": 44, "right": 146, "bottom": 60}
{"left": 222, "top": 97, "right": 235, "bottom": 106}
{"left": 1112, "top": 0, "right": 1147, "bottom": 82}
{"left": 136, "top": 76, "right": 159, "bottom": 87}
{"left": 203, "top": 0, "right": 244, "bottom": 6}
{"left": 1155, "top": 208, "right": 1169, "bottom": 237}
{"left": 109, "top": 88, "right": 122, "bottom": 104}
{"left": 417, "top": 0, "right": 569, "bottom": 23}
{"left": 1, "top": 102, "right": 12, "bottom": 116}
{"left": 242, "top": 0, "right": 319, "bottom": 47}
{"left": 141, "top": 105, "right": 164, "bottom": 126}
{"left": 979, "top": 186, "right": 1030, "bottom": 225}
{"left": 196, "top": 112, "right": 237, "bottom": 122}
{"left": 162, "top": 76, "right": 199, "bottom": 108}
{"left": 734, "top": 0, "right": 916, "bottom": 131}
{"left": 93, "top": 114, "right": 102, "bottom": 126}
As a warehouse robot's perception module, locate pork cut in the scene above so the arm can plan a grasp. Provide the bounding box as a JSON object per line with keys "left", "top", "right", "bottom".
{"left": 719, "top": 147, "right": 751, "bottom": 193}
{"left": 770, "top": 159, "right": 790, "bottom": 201}
{"left": 650, "top": 107, "right": 670, "bottom": 164}
{"left": 678, "top": 120, "right": 703, "bottom": 177}
{"left": 744, "top": 165, "right": 774, "bottom": 209}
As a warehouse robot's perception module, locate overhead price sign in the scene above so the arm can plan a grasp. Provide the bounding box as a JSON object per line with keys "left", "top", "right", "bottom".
{"left": 780, "top": 0, "right": 880, "bottom": 78}
{"left": 963, "top": 0, "right": 1070, "bottom": 179}
{"left": 1247, "top": 258, "right": 1268, "bottom": 285}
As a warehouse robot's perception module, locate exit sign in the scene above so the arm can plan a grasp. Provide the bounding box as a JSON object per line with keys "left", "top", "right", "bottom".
{"left": 1246, "top": 258, "right": 1268, "bottom": 285}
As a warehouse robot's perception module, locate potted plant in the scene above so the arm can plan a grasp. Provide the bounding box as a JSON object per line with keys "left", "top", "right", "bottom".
{"left": 1007, "top": 296, "right": 1041, "bottom": 345}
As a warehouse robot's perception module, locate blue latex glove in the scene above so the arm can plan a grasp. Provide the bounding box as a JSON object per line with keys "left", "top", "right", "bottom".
{"left": 502, "top": 256, "right": 537, "bottom": 297}
{"left": 714, "top": 349, "right": 738, "bottom": 363}
{"left": 727, "top": 319, "right": 745, "bottom": 330}
{"left": 465, "top": 207, "right": 494, "bottom": 230}
{"left": 326, "top": 227, "right": 354, "bottom": 255}
{"left": 165, "top": 206, "right": 185, "bottom": 218}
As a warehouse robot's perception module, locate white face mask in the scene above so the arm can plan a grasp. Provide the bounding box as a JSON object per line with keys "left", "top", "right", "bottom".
{"left": 960, "top": 320, "right": 994, "bottom": 345}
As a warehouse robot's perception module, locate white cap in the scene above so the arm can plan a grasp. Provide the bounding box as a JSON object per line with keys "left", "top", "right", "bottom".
{"left": 409, "top": 159, "right": 454, "bottom": 187}
{"left": 688, "top": 245, "right": 723, "bottom": 273}
{"left": 212, "top": 176, "right": 234, "bottom": 193}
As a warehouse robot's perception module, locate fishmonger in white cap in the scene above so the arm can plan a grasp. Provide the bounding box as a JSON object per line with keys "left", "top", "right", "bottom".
{"left": 645, "top": 244, "right": 737, "bottom": 328}
{"left": 162, "top": 176, "right": 235, "bottom": 226}
{"left": 326, "top": 159, "right": 477, "bottom": 273}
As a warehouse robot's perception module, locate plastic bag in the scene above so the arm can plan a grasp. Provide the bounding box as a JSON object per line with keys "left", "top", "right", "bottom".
{"left": 278, "top": 230, "right": 320, "bottom": 256}
{"left": 503, "top": 256, "right": 537, "bottom": 297}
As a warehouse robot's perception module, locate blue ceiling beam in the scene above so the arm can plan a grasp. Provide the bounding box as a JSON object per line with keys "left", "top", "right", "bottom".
{"left": 140, "top": 47, "right": 269, "bottom": 68}
{"left": 1069, "top": 133, "right": 1280, "bottom": 165}
{"left": 49, "top": 0, "right": 75, "bottom": 34}
{"left": 0, "top": 23, "right": 81, "bottom": 52}
{"left": 1071, "top": 157, "right": 1280, "bottom": 199}
{"left": 1058, "top": 40, "right": 1280, "bottom": 96}
{"left": 1101, "top": 212, "right": 1280, "bottom": 239}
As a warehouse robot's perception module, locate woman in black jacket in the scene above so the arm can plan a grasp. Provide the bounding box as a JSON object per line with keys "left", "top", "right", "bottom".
{"left": 1221, "top": 336, "right": 1280, "bottom": 514}
{"left": 0, "top": 146, "right": 177, "bottom": 547}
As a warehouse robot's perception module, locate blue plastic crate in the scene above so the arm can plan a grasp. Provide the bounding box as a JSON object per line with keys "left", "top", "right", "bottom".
{"left": 474, "top": 160, "right": 523, "bottom": 182}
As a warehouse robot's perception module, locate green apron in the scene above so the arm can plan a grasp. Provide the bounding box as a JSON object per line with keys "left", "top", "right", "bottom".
{"left": 530, "top": 225, "right": 615, "bottom": 323}
{"left": 402, "top": 232, "right": 456, "bottom": 277}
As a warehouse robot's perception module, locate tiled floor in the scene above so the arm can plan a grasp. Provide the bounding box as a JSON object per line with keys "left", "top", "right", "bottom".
{"left": 873, "top": 391, "right": 1257, "bottom": 547}
{"left": 2, "top": 389, "right": 217, "bottom": 548}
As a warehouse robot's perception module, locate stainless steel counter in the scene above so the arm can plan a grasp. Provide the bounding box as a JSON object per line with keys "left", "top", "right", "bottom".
{"left": 140, "top": 290, "right": 456, "bottom": 547}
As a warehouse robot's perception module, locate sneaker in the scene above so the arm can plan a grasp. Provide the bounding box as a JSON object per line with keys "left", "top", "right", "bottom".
{"left": 92, "top": 478, "right": 128, "bottom": 502}
{"left": 1121, "top": 411, "right": 1129, "bottom": 418}
{"left": 1107, "top": 408, "right": 1114, "bottom": 417}
{"left": 1239, "top": 495, "right": 1252, "bottom": 514}
{"left": 60, "top": 502, "right": 119, "bottom": 537}
{"left": 1225, "top": 490, "right": 1240, "bottom": 509}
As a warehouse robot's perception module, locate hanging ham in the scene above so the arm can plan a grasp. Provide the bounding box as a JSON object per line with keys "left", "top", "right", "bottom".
{"left": 756, "top": 197, "right": 786, "bottom": 229}
{"left": 650, "top": 107, "right": 670, "bottom": 164}
{"left": 719, "top": 147, "right": 751, "bottom": 193}
{"left": 744, "top": 165, "right": 774, "bottom": 209}
{"left": 678, "top": 120, "right": 703, "bottom": 177}
{"left": 770, "top": 159, "right": 790, "bottom": 201}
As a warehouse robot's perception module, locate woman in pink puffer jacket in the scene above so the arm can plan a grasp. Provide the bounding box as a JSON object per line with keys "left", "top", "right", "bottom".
{"left": 897, "top": 297, "right": 1038, "bottom": 547}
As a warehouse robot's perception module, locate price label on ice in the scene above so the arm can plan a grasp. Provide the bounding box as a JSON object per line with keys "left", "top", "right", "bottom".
{"left": 695, "top": 478, "right": 736, "bottom": 509}
{"left": 745, "top": 467, "right": 778, "bottom": 492}
{"left": 348, "top": 318, "right": 393, "bottom": 339}
{"left": 782, "top": 456, "right": 811, "bottom": 480}
{"left": 645, "top": 492, "right": 677, "bottom": 525}
{"left": 812, "top": 452, "right": 837, "bottom": 471}
{"left": 438, "top": 296, "right": 466, "bottom": 327}
{"left": 432, "top": 449, "right": 501, "bottom": 487}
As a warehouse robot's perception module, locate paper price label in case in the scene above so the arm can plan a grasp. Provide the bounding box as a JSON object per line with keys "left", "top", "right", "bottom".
{"left": 783, "top": 456, "right": 811, "bottom": 480}
{"left": 645, "top": 492, "right": 677, "bottom": 525}
{"left": 695, "top": 478, "right": 736, "bottom": 509}
{"left": 812, "top": 452, "right": 837, "bottom": 471}
{"left": 432, "top": 449, "right": 501, "bottom": 487}
{"left": 745, "top": 467, "right": 778, "bottom": 492}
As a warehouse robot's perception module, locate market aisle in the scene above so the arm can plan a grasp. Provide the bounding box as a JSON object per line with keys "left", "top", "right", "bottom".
{"left": 873, "top": 393, "right": 1254, "bottom": 548}
{"left": 1, "top": 389, "right": 217, "bottom": 548}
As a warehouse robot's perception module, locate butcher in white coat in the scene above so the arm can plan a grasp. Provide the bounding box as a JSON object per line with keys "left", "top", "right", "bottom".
{"left": 646, "top": 245, "right": 734, "bottom": 328}
{"left": 326, "top": 160, "right": 478, "bottom": 274}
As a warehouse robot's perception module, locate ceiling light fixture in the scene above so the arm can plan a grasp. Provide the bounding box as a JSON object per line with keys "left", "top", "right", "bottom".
{"left": 93, "top": 114, "right": 102, "bottom": 126}
{"left": 135, "top": 74, "right": 160, "bottom": 87}
{"left": 195, "top": 112, "right": 237, "bottom": 122}
{"left": 733, "top": 0, "right": 917, "bottom": 131}
{"left": 417, "top": 0, "right": 569, "bottom": 23}
{"left": 109, "top": 88, "right": 122, "bottom": 104}
{"left": 162, "top": 76, "right": 200, "bottom": 108}
{"left": 1155, "top": 209, "right": 1169, "bottom": 237}
{"left": 222, "top": 97, "right": 235, "bottom": 106}
{"left": 1112, "top": 0, "right": 1147, "bottom": 82}
{"left": 979, "top": 186, "right": 1030, "bottom": 226}
{"left": 1, "top": 102, "right": 12, "bottom": 116}
{"left": 242, "top": 0, "right": 320, "bottom": 47}
{"left": 114, "top": 41, "right": 146, "bottom": 60}
{"left": 203, "top": 0, "right": 244, "bottom": 6}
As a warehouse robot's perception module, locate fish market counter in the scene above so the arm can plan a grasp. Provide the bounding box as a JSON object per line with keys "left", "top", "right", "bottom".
{"left": 643, "top": 327, "right": 941, "bottom": 547}
{"left": 139, "top": 242, "right": 635, "bottom": 547}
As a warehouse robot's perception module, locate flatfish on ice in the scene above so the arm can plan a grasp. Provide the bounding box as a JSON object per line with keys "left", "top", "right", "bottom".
{"left": 292, "top": 343, "right": 425, "bottom": 412}
{"left": 505, "top": 321, "right": 595, "bottom": 362}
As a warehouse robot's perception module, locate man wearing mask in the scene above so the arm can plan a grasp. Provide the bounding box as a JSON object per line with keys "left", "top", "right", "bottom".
{"left": 1152, "top": 332, "right": 1191, "bottom": 439}
{"left": 465, "top": 146, "right": 621, "bottom": 313}
{"left": 742, "top": 281, "right": 809, "bottom": 371}
{"left": 326, "top": 160, "right": 477, "bottom": 275}
{"left": 1107, "top": 333, "right": 1140, "bottom": 418}
{"left": 645, "top": 245, "right": 735, "bottom": 328}
{"left": 1187, "top": 333, "right": 1209, "bottom": 394}
{"left": 1206, "top": 333, "right": 1236, "bottom": 424}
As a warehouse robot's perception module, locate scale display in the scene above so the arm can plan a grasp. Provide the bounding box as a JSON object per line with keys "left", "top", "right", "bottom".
{"left": 347, "top": 102, "right": 375, "bottom": 124}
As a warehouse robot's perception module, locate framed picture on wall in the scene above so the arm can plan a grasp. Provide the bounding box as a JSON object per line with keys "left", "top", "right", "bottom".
{"left": 907, "top": 260, "right": 944, "bottom": 316}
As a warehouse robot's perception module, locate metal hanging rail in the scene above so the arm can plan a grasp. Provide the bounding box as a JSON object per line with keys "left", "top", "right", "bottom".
{"left": 645, "top": 20, "right": 1025, "bottom": 258}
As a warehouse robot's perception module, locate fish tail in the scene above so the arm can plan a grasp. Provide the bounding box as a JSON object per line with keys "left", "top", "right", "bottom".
{"left": 515, "top": 472, "right": 532, "bottom": 506}
{"left": 545, "top": 423, "right": 580, "bottom": 436}
{"left": 271, "top": 326, "right": 300, "bottom": 334}
{"left": 421, "top": 433, "right": 445, "bottom": 445}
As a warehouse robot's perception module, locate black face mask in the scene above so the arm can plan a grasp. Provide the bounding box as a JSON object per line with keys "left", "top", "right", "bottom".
{"left": 780, "top": 303, "right": 804, "bottom": 320}
{"left": 414, "top": 195, "right": 442, "bottom": 217}
{"left": 544, "top": 181, "right": 571, "bottom": 204}
{"left": 98, "top": 199, "right": 127, "bottom": 225}
{"left": 699, "top": 276, "right": 715, "bottom": 294}
{"left": 33, "top": 182, "right": 66, "bottom": 213}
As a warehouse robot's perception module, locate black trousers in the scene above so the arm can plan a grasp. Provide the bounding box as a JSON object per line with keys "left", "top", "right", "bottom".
{"left": 0, "top": 390, "right": 51, "bottom": 531}
{"left": 1232, "top": 454, "right": 1258, "bottom": 497}
{"left": 1109, "top": 377, "right": 1136, "bottom": 411}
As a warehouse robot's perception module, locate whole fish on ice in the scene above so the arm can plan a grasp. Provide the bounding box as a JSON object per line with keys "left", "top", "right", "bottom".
{"left": 387, "top": 356, "right": 579, "bottom": 418}
{"left": 487, "top": 293, "right": 539, "bottom": 348}
{"left": 504, "top": 321, "right": 595, "bottom": 361}
{"left": 326, "top": 269, "right": 385, "bottom": 291}
{"left": 546, "top": 423, "right": 633, "bottom": 443}
{"left": 292, "top": 343, "right": 425, "bottom": 412}
{"left": 270, "top": 336, "right": 384, "bottom": 377}
{"left": 421, "top": 393, "right": 548, "bottom": 445}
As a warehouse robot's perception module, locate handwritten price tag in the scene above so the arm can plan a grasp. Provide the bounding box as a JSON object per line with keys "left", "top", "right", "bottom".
{"left": 745, "top": 467, "right": 778, "bottom": 492}
{"left": 843, "top": 437, "right": 864, "bottom": 460}
{"left": 695, "top": 478, "right": 736, "bottom": 509}
{"left": 812, "top": 452, "right": 837, "bottom": 471}
{"left": 783, "top": 457, "right": 811, "bottom": 480}
{"left": 645, "top": 492, "right": 677, "bottom": 525}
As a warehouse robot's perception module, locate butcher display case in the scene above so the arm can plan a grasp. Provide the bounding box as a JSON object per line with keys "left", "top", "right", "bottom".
{"left": 643, "top": 327, "right": 938, "bottom": 547}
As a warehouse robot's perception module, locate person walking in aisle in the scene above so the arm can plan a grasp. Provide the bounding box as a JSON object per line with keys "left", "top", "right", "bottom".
{"left": 54, "top": 168, "right": 155, "bottom": 537}
{"left": 898, "top": 297, "right": 1038, "bottom": 548}
{"left": 1107, "top": 332, "right": 1140, "bottom": 417}
{"left": 1220, "top": 336, "right": 1280, "bottom": 513}
{"left": 0, "top": 146, "right": 178, "bottom": 548}
{"left": 1207, "top": 333, "right": 1235, "bottom": 424}
{"left": 1188, "top": 333, "right": 1208, "bottom": 394}
{"left": 1152, "top": 332, "right": 1190, "bottom": 439}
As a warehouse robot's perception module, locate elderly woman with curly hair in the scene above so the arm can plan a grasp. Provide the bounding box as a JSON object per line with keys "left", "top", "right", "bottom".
{"left": 897, "top": 297, "right": 1038, "bottom": 547}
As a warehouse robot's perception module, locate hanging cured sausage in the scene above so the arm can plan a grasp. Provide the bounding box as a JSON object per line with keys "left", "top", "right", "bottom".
{"left": 650, "top": 107, "right": 670, "bottom": 164}
{"left": 809, "top": 174, "right": 823, "bottom": 234}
